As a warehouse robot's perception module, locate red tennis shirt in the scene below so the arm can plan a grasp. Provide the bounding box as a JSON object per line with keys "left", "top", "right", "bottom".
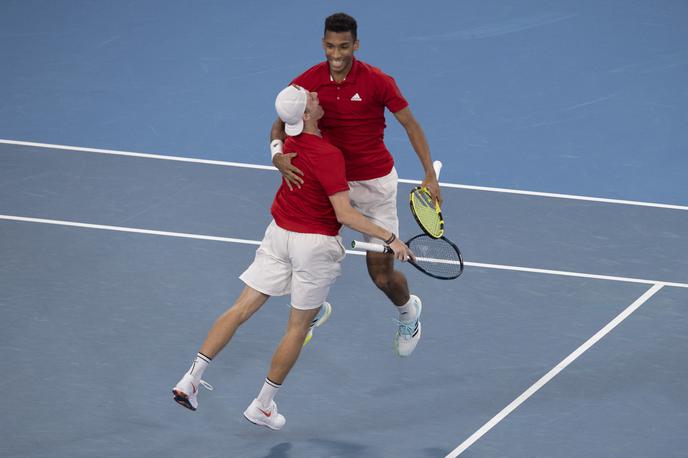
{"left": 291, "top": 58, "right": 409, "bottom": 181}
{"left": 271, "top": 133, "right": 350, "bottom": 236}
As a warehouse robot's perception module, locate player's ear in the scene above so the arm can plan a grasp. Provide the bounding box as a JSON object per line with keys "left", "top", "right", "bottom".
{"left": 353, "top": 39, "right": 360, "bottom": 51}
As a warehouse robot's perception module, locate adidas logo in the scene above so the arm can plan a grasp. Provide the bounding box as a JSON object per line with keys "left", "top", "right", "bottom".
{"left": 350, "top": 93, "right": 362, "bottom": 102}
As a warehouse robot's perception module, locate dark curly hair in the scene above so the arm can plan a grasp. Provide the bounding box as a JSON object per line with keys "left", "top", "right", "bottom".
{"left": 324, "top": 12, "right": 358, "bottom": 41}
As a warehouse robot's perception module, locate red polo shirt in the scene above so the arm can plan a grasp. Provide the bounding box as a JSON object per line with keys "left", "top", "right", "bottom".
{"left": 291, "top": 58, "right": 409, "bottom": 181}
{"left": 271, "top": 133, "right": 350, "bottom": 236}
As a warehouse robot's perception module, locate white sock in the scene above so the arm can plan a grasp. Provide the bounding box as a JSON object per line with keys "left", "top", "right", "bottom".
{"left": 257, "top": 378, "right": 281, "bottom": 408}
{"left": 396, "top": 296, "right": 416, "bottom": 321}
{"left": 188, "top": 352, "right": 211, "bottom": 380}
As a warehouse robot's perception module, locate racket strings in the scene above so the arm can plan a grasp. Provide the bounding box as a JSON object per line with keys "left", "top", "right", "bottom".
{"left": 407, "top": 234, "right": 463, "bottom": 279}
{"left": 411, "top": 189, "right": 442, "bottom": 237}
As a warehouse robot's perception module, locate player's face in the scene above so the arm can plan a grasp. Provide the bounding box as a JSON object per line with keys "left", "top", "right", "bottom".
{"left": 305, "top": 91, "right": 324, "bottom": 120}
{"left": 322, "top": 31, "right": 359, "bottom": 76}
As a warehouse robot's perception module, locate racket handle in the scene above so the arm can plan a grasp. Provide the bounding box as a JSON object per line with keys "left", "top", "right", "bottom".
{"left": 433, "top": 160, "right": 442, "bottom": 180}
{"left": 351, "top": 240, "right": 392, "bottom": 254}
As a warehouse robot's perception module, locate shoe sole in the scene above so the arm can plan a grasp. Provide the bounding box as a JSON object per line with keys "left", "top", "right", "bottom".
{"left": 313, "top": 302, "right": 332, "bottom": 328}
{"left": 303, "top": 302, "right": 333, "bottom": 347}
{"left": 172, "top": 389, "right": 196, "bottom": 411}
{"left": 243, "top": 412, "right": 283, "bottom": 431}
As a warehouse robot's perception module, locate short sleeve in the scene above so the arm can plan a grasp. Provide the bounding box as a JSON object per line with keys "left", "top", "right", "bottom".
{"left": 376, "top": 70, "right": 408, "bottom": 113}
{"left": 291, "top": 72, "right": 308, "bottom": 89}
{"left": 290, "top": 63, "right": 324, "bottom": 92}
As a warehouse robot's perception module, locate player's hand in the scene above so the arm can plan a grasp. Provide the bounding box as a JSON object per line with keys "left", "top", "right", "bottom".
{"left": 273, "top": 152, "right": 304, "bottom": 190}
{"left": 389, "top": 239, "right": 415, "bottom": 263}
{"left": 422, "top": 172, "right": 443, "bottom": 206}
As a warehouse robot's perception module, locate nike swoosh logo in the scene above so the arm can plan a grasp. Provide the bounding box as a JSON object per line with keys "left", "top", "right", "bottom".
{"left": 258, "top": 408, "right": 272, "bottom": 417}
{"left": 191, "top": 383, "right": 197, "bottom": 394}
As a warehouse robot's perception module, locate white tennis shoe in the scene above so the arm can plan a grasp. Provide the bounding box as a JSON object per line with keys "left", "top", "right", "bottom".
{"left": 303, "top": 301, "right": 333, "bottom": 346}
{"left": 394, "top": 295, "right": 422, "bottom": 357}
{"left": 243, "top": 398, "right": 286, "bottom": 430}
{"left": 172, "top": 373, "right": 213, "bottom": 411}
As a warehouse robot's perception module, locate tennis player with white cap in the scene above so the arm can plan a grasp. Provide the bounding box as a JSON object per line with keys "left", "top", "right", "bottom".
{"left": 172, "top": 84, "right": 413, "bottom": 430}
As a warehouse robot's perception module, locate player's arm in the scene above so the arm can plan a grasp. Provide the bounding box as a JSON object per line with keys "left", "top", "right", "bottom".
{"left": 270, "top": 117, "right": 304, "bottom": 190}
{"left": 329, "top": 191, "right": 413, "bottom": 261}
{"left": 393, "top": 107, "right": 442, "bottom": 205}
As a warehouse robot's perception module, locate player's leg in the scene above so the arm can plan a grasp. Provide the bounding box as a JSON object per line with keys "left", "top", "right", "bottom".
{"left": 349, "top": 168, "right": 423, "bottom": 356}
{"left": 173, "top": 221, "right": 291, "bottom": 411}
{"left": 269, "top": 306, "right": 320, "bottom": 383}
{"left": 243, "top": 306, "right": 318, "bottom": 430}
{"left": 199, "top": 286, "right": 270, "bottom": 358}
{"left": 298, "top": 232, "right": 344, "bottom": 346}
{"left": 349, "top": 167, "right": 409, "bottom": 303}
{"left": 172, "top": 286, "right": 268, "bottom": 411}
{"left": 366, "top": 251, "right": 422, "bottom": 357}
{"left": 366, "top": 250, "right": 410, "bottom": 305}
{"left": 244, "top": 232, "right": 344, "bottom": 429}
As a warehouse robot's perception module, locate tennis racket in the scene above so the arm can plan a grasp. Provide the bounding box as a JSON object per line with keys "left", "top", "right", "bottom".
{"left": 410, "top": 160, "right": 444, "bottom": 239}
{"left": 352, "top": 234, "right": 463, "bottom": 280}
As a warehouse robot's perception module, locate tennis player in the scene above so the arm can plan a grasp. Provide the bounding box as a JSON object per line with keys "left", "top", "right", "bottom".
{"left": 172, "top": 84, "right": 413, "bottom": 430}
{"left": 270, "top": 13, "right": 441, "bottom": 357}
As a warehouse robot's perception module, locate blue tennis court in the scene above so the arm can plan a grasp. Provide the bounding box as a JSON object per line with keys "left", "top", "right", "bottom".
{"left": 1, "top": 2, "right": 687, "bottom": 457}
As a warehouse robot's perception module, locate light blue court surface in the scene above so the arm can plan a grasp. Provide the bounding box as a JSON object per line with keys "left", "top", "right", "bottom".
{"left": 1, "top": 1, "right": 688, "bottom": 457}
{"left": 1, "top": 145, "right": 687, "bottom": 457}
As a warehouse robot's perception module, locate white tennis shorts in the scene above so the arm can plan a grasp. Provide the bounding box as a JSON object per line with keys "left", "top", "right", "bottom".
{"left": 239, "top": 221, "right": 346, "bottom": 310}
{"left": 348, "top": 167, "right": 399, "bottom": 245}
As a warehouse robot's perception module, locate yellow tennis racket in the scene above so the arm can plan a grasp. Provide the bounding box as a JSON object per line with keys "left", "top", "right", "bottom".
{"left": 409, "top": 160, "right": 444, "bottom": 239}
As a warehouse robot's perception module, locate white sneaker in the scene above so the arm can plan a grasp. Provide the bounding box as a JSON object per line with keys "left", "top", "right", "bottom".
{"left": 243, "top": 398, "right": 286, "bottom": 430}
{"left": 394, "top": 295, "right": 422, "bottom": 357}
{"left": 172, "top": 373, "right": 213, "bottom": 411}
{"left": 303, "top": 301, "right": 333, "bottom": 346}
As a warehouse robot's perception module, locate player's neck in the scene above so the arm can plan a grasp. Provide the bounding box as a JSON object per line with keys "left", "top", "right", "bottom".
{"left": 329, "top": 62, "right": 353, "bottom": 83}
{"left": 302, "top": 123, "right": 321, "bottom": 137}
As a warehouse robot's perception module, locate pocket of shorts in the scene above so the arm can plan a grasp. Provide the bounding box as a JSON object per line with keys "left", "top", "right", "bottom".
{"left": 333, "top": 237, "right": 346, "bottom": 262}
{"left": 380, "top": 167, "right": 399, "bottom": 199}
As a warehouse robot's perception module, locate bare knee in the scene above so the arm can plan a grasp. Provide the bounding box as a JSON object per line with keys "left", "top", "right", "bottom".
{"left": 366, "top": 252, "right": 395, "bottom": 290}
{"left": 366, "top": 252, "right": 410, "bottom": 305}
{"left": 370, "top": 271, "right": 393, "bottom": 292}
{"left": 286, "top": 307, "right": 318, "bottom": 338}
{"left": 223, "top": 286, "right": 269, "bottom": 325}
{"left": 286, "top": 317, "right": 309, "bottom": 334}
{"left": 224, "top": 304, "right": 254, "bottom": 325}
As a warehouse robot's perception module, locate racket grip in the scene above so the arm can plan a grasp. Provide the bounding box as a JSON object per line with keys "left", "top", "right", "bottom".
{"left": 351, "top": 240, "right": 392, "bottom": 254}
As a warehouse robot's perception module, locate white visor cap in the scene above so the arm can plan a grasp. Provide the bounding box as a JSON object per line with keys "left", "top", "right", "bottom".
{"left": 275, "top": 85, "right": 308, "bottom": 136}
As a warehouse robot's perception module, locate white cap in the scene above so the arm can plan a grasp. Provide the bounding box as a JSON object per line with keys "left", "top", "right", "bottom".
{"left": 275, "top": 85, "right": 308, "bottom": 136}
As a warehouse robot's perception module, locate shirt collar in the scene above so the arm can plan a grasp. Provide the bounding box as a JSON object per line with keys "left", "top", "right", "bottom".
{"left": 326, "top": 57, "right": 359, "bottom": 84}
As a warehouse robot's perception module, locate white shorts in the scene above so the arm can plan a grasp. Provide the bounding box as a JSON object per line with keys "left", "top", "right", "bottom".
{"left": 348, "top": 167, "right": 399, "bottom": 245}
{"left": 239, "top": 221, "right": 346, "bottom": 310}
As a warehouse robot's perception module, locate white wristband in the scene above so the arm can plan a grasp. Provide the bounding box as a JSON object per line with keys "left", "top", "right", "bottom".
{"left": 270, "top": 139, "right": 283, "bottom": 159}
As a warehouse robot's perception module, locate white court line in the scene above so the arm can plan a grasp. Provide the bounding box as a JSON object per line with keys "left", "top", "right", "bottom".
{"left": 0, "top": 215, "right": 261, "bottom": 246}
{"left": 0, "top": 138, "right": 276, "bottom": 171}
{"left": 445, "top": 282, "right": 665, "bottom": 458}
{"left": 2, "top": 214, "right": 687, "bottom": 289}
{"left": 2, "top": 138, "right": 687, "bottom": 211}
{"left": 464, "top": 261, "right": 688, "bottom": 289}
